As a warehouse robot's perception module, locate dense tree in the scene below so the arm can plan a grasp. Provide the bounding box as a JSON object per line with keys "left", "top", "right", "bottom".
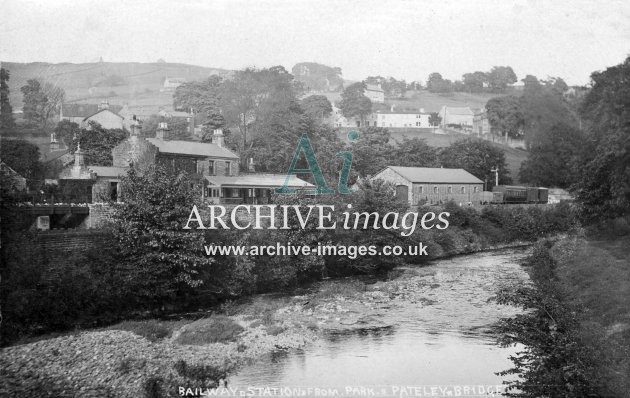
{"left": 462, "top": 71, "right": 488, "bottom": 93}
{"left": 381, "top": 77, "right": 407, "bottom": 98}
{"left": 113, "top": 166, "right": 213, "bottom": 302}
{"left": 428, "top": 112, "right": 442, "bottom": 132}
{"left": 439, "top": 138, "right": 512, "bottom": 188}
{"left": 519, "top": 81, "right": 578, "bottom": 147}
{"left": 173, "top": 75, "right": 223, "bottom": 118}
{"left": 426, "top": 72, "right": 453, "bottom": 93}
{"left": 521, "top": 74, "right": 542, "bottom": 95}
{"left": 487, "top": 66, "right": 517, "bottom": 93}
{"left": 347, "top": 127, "right": 394, "bottom": 178}
{"left": 0, "top": 139, "right": 43, "bottom": 185}
{"left": 519, "top": 123, "right": 583, "bottom": 188}
{"left": 300, "top": 94, "right": 332, "bottom": 122}
{"left": 486, "top": 95, "right": 524, "bottom": 141}
{"left": 71, "top": 121, "right": 127, "bottom": 166}
{"left": 141, "top": 114, "right": 191, "bottom": 140}
{"left": 392, "top": 137, "right": 440, "bottom": 167}
{"left": 574, "top": 56, "right": 630, "bottom": 220}
{"left": 20, "top": 79, "right": 65, "bottom": 129}
{"left": 222, "top": 66, "right": 302, "bottom": 151}
{"left": 292, "top": 62, "right": 343, "bottom": 92}
{"left": 0, "top": 68, "right": 16, "bottom": 132}
{"left": 53, "top": 120, "right": 81, "bottom": 147}
{"left": 338, "top": 82, "right": 372, "bottom": 124}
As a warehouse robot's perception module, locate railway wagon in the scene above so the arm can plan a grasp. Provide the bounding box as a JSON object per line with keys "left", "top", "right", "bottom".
{"left": 491, "top": 185, "right": 549, "bottom": 204}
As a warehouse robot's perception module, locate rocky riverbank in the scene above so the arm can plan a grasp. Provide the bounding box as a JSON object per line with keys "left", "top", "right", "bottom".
{"left": 1, "top": 246, "right": 531, "bottom": 397}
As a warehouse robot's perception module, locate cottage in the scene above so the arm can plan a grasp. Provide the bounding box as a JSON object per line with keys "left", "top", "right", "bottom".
{"left": 365, "top": 84, "right": 385, "bottom": 103}
{"left": 374, "top": 105, "right": 431, "bottom": 128}
{"left": 472, "top": 110, "right": 490, "bottom": 136}
{"left": 372, "top": 166, "right": 484, "bottom": 206}
{"left": 60, "top": 101, "right": 129, "bottom": 130}
{"left": 161, "top": 77, "right": 186, "bottom": 92}
{"left": 439, "top": 106, "right": 474, "bottom": 130}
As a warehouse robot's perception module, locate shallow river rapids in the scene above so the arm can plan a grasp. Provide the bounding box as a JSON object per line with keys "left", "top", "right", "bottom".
{"left": 230, "top": 248, "right": 530, "bottom": 394}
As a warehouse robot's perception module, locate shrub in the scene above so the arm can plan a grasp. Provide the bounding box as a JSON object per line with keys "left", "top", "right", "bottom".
{"left": 110, "top": 320, "right": 180, "bottom": 342}
{"left": 265, "top": 325, "right": 284, "bottom": 336}
{"left": 174, "top": 316, "right": 244, "bottom": 345}
{"left": 142, "top": 376, "right": 164, "bottom": 398}
{"left": 173, "top": 359, "right": 226, "bottom": 388}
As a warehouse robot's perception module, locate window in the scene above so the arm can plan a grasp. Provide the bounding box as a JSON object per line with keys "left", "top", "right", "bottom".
{"left": 418, "top": 186, "right": 423, "bottom": 194}
{"left": 461, "top": 186, "right": 466, "bottom": 194}
{"left": 433, "top": 186, "right": 438, "bottom": 194}
{"left": 208, "top": 160, "right": 215, "bottom": 175}
{"left": 473, "top": 187, "right": 479, "bottom": 193}
{"left": 225, "top": 161, "right": 231, "bottom": 176}
{"left": 447, "top": 186, "right": 452, "bottom": 194}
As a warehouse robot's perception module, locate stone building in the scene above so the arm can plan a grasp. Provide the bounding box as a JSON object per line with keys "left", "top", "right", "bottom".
{"left": 0, "top": 161, "right": 28, "bottom": 193}
{"left": 365, "top": 84, "right": 385, "bottom": 103}
{"left": 60, "top": 101, "right": 129, "bottom": 130}
{"left": 372, "top": 166, "right": 484, "bottom": 206}
{"left": 472, "top": 110, "right": 490, "bottom": 136}
{"left": 59, "top": 121, "right": 312, "bottom": 204}
{"left": 439, "top": 106, "right": 474, "bottom": 130}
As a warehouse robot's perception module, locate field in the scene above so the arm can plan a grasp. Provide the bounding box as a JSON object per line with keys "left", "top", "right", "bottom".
{"left": 313, "top": 88, "right": 509, "bottom": 113}
{"left": 3, "top": 61, "right": 231, "bottom": 118}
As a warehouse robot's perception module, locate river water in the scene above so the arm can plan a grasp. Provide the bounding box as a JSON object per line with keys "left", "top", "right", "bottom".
{"left": 230, "top": 248, "right": 530, "bottom": 393}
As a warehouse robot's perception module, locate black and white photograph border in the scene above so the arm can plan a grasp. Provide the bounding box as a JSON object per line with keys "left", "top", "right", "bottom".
{"left": 1, "top": 1, "right": 629, "bottom": 397}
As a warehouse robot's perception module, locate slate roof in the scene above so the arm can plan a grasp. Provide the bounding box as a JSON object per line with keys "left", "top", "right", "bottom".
{"left": 62, "top": 103, "right": 123, "bottom": 118}
{"left": 88, "top": 166, "right": 128, "bottom": 178}
{"left": 365, "top": 84, "right": 384, "bottom": 92}
{"left": 146, "top": 138, "right": 239, "bottom": 159}
{"left": 385, "top": 166, "right": 483, "bottom": 184}
{"left": 205, "top": 174, "right": 314, "bottom": 188}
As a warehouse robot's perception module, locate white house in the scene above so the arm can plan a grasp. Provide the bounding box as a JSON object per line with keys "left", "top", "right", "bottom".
{"left": 330, "top": 104, "right": 432, "bottom": 128}
{"left": 374, "top": 105, "right": 431, "bottom": 128}
{"left": 161, "top": 77, "right": 186, "bottom": 92}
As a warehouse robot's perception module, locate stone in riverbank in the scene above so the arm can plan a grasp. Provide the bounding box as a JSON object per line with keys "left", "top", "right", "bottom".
{"left": 0, "top": 324, "right": 316, "bottom": 397}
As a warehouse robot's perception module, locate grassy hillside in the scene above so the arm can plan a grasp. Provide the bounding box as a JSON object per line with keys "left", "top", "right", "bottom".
{"left": 3, "top": 61, "right": 232, "bottom": 118}
{"left": 335, "top": 127, "right": 528, "bottom": 184}
{"left": 309, "top": 89, "right": 515, "bottom": 113}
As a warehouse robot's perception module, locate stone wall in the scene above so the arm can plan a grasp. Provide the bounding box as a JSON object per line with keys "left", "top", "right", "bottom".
{"left": 86, "top": 203, "right": 118, "bottom": 228}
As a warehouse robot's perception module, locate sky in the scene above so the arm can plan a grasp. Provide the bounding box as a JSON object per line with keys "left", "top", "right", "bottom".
{"left": 1, "top": 0, "right": 629, "bottom": 85}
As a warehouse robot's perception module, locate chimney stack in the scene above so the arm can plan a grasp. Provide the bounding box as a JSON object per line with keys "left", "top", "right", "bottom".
{"left": 130, "top": 118, "right": 141, "bottom": 137}
{"left": 98, "top": 101, "right": 109, "bottom": 111}
{"left": 156, "top": 122, "right": 169, "bottom": 140}
{"left": 248, "top": 157, "right": 255, "bottom": 172}
{"left": 212, "top": 128, "right": 224, "bottom": 147}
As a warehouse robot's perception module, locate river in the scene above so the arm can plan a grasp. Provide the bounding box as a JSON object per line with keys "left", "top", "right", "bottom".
{"left": 229, "top": 248, "right": 530, "bottom": 394}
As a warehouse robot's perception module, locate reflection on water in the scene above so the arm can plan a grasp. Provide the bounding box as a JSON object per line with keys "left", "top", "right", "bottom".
{"left": 231, "top": 249, "right": 529, "bottom": 388}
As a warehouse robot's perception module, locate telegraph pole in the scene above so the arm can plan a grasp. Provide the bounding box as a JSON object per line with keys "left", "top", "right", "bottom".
{"left": 490, "top": 167, "right": 499, "bottom": 187}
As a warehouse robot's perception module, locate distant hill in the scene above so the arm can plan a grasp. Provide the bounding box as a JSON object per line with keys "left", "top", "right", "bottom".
{"left": 2, "top": 61, "right": 232, "bottom": 118}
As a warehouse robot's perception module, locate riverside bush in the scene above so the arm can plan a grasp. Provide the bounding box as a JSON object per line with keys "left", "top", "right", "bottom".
{"left": 174, "top": 316, "right": 244, "bottom": 345}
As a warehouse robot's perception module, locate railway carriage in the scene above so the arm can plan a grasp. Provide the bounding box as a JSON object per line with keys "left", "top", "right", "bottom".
{"left": 490, "top": 185, "right": 548, "bottom": 204}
